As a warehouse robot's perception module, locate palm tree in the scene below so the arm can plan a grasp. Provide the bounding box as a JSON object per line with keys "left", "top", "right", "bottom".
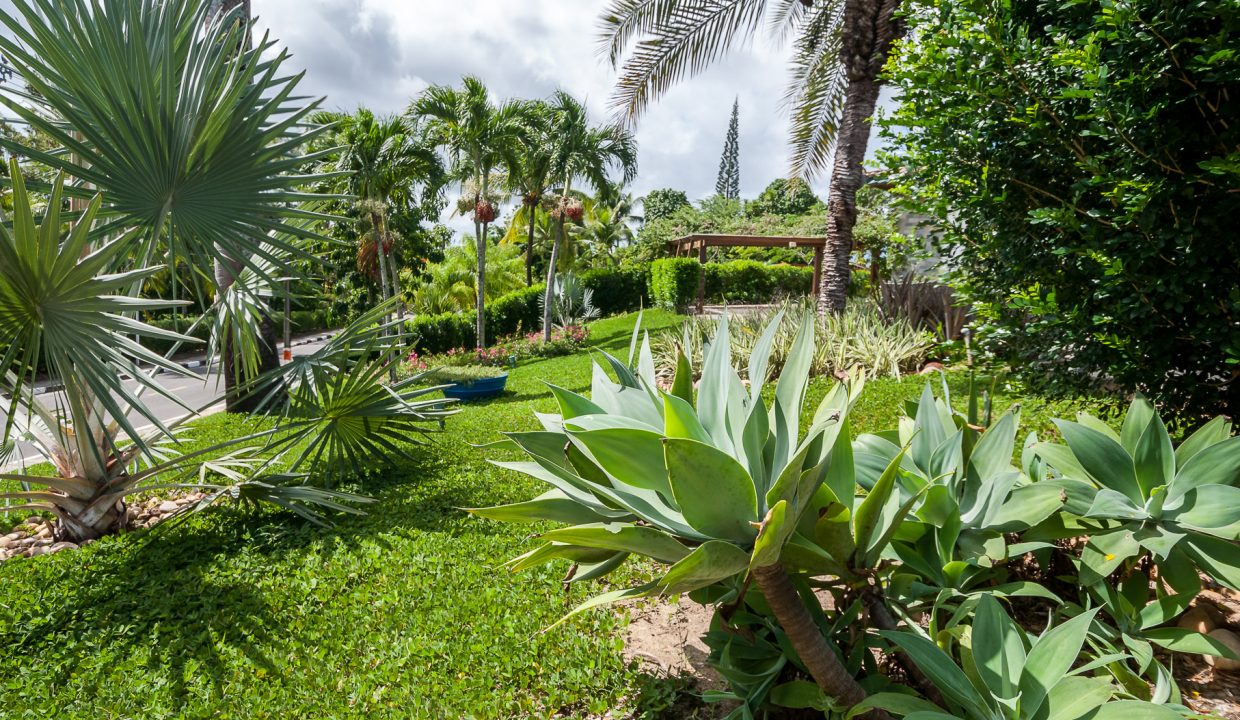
{"left": 507, "top": 101, "right": 556, "bottom": 286}
{"left": 0, "top": 0, "right": 453, "bottom": 542}
{"left": 576, "top": 197, "right": 635, "bottom": 267}
{"left": 324, "top": 108, "right": 444, "bottom": 377}
{"left": 542, "top": 92, "right": 638, "bottom": 341}
{"left": 411, "top": 243, "right": 526, "bottom": 315}
{"left": 412, "top": 77, "right": 532, "bottom": 348}
{"left": 600, "top": 0, "right": 903, "bottom": 314}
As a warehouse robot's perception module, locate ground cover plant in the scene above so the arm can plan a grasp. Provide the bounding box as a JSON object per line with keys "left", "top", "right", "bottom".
{"left": 476, "top": 311, "right": 1240, "bottom": 718}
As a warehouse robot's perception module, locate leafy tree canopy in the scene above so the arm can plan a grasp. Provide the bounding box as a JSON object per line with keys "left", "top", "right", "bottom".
{"left": 884, "top": 0, "right": 1240, "bottom": 417}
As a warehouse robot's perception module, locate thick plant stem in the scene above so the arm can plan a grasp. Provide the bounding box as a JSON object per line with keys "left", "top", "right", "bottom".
{"left": 751, "top": 563, "right": 877, "bottom": 713}
{"left": 864, "top": 590, "right": 945, "bottom": 707}
{"left": 526, "top": 202, "right": 537, "bottom": 286}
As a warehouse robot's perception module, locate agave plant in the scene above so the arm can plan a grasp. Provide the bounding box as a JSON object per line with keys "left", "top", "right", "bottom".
{"left": 540, "top": 272, "right": 600, "bottom": 330}
{"left": 867, "top": 596, "right": 1192, "bottom": 720}
{"left": 472, "top": 309, "right": 912, "bottom": 708}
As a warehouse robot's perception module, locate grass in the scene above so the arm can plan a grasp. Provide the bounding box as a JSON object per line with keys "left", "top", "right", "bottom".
{"left": 0, "top": 310, "right": 1109, "bottom": 719}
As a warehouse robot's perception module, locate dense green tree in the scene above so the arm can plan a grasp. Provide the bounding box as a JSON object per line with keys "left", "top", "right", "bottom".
{"left": 715, "top": 97, "right": 740, "bottom": 200}
{"left": 412, "top": 77, "right": 533, "bottom": 348}
{"left": 885, "top": 0, "right": 1240, "bottom": 416}
{"left": 746, "top": 177, "right": 820, "bottom": 217}
{"left": 600, "top": 0, "right": 904, "bottom": 314}
{"left": 640, "top": 187, "right": 690, "bottom": 223}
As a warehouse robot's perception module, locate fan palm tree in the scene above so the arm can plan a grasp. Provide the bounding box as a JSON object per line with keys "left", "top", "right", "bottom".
{"left": 542, "top": 92, "right": 638, "bottom": 341}
{"left": 507, "top": 101, "right": 556, "bottom": 286}
{"left": 411, "top": 77, "right": 532, "bottom": 348}
{"left": 600, "top": 0, "right": 903, "bottom": 313}
{"left": 323, "top": 108, "right": 444, "bottom": 377}
{"left": 0, "top": 0, "right": 453, "bottom": 542}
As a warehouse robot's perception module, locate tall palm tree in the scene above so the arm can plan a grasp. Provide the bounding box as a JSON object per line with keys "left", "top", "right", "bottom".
{"left": 600, "top": 0, "right": 902, "bottom": 314}
{"left": 412, "top": 77, "right": 532, "bottom": 348}
{"left": 325, "top": 108, "right": 444, "bottom": 377}
{"left": 543, "top": 92, "right": 638, "bottom": 341}
{"left": 576, "top": 197, "right": 635, "bottom": 266}
{"left": 0, "top": 0, "right": 453, "bottom": 541}
{"left": 507, "top": 101, "right": 556, "bottom": 286}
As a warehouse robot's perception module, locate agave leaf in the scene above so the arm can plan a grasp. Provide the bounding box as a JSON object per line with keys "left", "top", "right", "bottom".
{"left": 1173, "top": 415, "right": 1233, "bottom": 467}
{"left": 1018, "top": 608, "right": 1100, "bottom": 720}
{"left": 664, "top": 437, "right": 759, "bottom": 543}
{"left": 467, "top": 490, "right": 629, "bottom": 524}
{"left": 1054, "top": 420, "right": 1143, "bottom": 502}
{"left": 663, "top": 392, "right": 712, "bottom": 444}
{"left": 1168, "top": 435, "right": 1240, "bottom": 502}
{"left": 659, "top": 540, "right": 750, "bottom": 595}
{"left": 1132, "top": 411, "right": 1175, "bottom": 497}
{"left": 541, "top": 523, "right": 691, "bottom": 563}
{"left": 567, "top": 427, "right": 672, "bottom": 499}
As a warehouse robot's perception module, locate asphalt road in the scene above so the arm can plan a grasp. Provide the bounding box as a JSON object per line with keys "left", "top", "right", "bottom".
{"left": 1, "top": 335, "right": 335, "bottom": 471}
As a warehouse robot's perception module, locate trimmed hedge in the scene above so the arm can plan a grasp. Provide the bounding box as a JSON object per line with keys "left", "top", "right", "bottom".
{"left": 580, "top": 267, "right": 649, "bottom": 316}
{"left": 650, "top": 258, "right": 814, "bottom": 310}
{"left": 405, "top": 285, "right": 545, "bottom": 354}
{"left": 650, "top": 258, "right": 701, "bottom": 311}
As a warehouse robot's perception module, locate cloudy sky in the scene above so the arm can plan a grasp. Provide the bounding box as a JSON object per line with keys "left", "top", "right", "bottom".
{"left": 250, "top": 0, "right": 837, "bottom": 226}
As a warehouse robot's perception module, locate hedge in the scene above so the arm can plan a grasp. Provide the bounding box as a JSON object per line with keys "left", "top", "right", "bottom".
{"left": 650, "top": 258, "right": 814, "bottom": 310}
{"left": 650, "top": 258, "right": 701, "bottom": 311}
{"left": 580, "top": 266, "right": 648, "bottom": 316}
{"left": 404, "top": 285, "right": 545, "bottom": 354}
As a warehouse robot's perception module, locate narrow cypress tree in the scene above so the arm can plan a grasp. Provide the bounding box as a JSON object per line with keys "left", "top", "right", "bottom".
{"left": 715, "top": 98, "right": 740, "bottom": 200}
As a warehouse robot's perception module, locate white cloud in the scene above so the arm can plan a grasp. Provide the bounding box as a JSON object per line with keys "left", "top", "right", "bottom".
{"left": 253, "top": 0, "right": 832, "bottom": 237}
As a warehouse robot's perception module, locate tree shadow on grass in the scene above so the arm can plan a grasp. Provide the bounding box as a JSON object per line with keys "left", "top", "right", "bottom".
{"left": 0, "top": 436, "right": 513, "bottom": 712}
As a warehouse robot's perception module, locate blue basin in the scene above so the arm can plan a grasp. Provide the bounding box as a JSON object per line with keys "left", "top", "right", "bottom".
{"left": 442, "top": 373, "right": 508, "bottom": 401}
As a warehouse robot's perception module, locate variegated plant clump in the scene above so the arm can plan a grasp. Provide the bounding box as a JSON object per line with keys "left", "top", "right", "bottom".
{"left": 655, "top": 298, "right": 935, "bottom": 384}
{"left": 473, "top": 311, "right": 1240, "bottom": 719}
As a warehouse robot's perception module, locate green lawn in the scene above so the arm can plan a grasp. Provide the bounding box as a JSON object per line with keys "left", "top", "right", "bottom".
{"left": 0, "top": 311, "right": 1106, "bottom": 719}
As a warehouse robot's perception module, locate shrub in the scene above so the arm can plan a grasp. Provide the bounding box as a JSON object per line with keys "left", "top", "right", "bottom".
{"left": 579, "top": 266, "right": 648, "bottom": 315}
{"left": 649, "top": 257, "right": 701, "bottom": 311}
{"left": 473, "top": 312, "right": 1240, "bottom": 718}
{"left": 884, "top": 0, "right": 1240, "bottom": 416}
{"left": 744, "top": 177, "right": 820, "bottom": 216}
{"left": 651, "top": 258, "right": 814, "bottom": 309}
{"left": 405, "top": 284, "right": 545, "bottom": 353}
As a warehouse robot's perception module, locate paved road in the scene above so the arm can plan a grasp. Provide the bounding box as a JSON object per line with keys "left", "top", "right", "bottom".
{"left": 1, "top": 336, "right": 335, "bottom": 471}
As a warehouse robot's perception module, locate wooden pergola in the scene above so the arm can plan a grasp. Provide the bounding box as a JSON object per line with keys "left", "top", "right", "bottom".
{"left": 668, "top": 234, "right": 826, "bottom": 314}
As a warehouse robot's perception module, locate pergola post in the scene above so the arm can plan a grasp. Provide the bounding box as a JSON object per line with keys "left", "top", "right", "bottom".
{"left": 811, "top": 245, "right": 824, "bottom": 300}
{"left": 697, "top": 239, "right": 707, "bottom": 315}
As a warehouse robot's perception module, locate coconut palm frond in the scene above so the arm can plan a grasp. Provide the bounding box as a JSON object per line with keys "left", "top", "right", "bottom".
{"left": 604, "top": 0, "right": 769, "bottom": 122}
{"left": 784, "top": 0, "right": 848, "bottom": 178}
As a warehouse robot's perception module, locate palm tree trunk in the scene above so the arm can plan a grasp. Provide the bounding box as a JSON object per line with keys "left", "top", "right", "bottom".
{"left": 372, "top": 210, "right": 397, "bottom": 382}
{"left": 543, "top": 217, "right": 564, "bottom": 342}
{"left": 476, "top": 172, "right": 489, "bottom": 349}
{"left": 526, "top": 203, "right": 537, "bottom": 287}
{"left": 752, "top": 563, "right": 883, "bottom": 716}
{"left": 819, "top": 0, "right": 902, "bottom": 315}
{"left": 213, "top": 254, "right": 280, "bottom": 412}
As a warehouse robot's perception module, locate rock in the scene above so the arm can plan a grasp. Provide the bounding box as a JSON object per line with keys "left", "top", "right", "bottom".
{"left": 0, "top": 536, "right": 13, "bottom": 550}
{"left": 919, "top": 361, "right": 946, "bottom": 375}
{"left": 46, "top": 542, "right": 78, "bottom": 554}
{"left": 34, "top": 525, "right": 53, "bottom": 539}
{"left": 27, "top": 545, "right": 50, "bottom": 557}
{"left": 1204, "top": 629, "right": 1240, "bottom": 672}
{"left": 1179, "top": 606, "right": 1222, "bottom": 634}
{"left": 4, "top": 531, "right": 24, "bottom": 542}
{"left": 157, "top": 501, "right": 179, "bottom": 514}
